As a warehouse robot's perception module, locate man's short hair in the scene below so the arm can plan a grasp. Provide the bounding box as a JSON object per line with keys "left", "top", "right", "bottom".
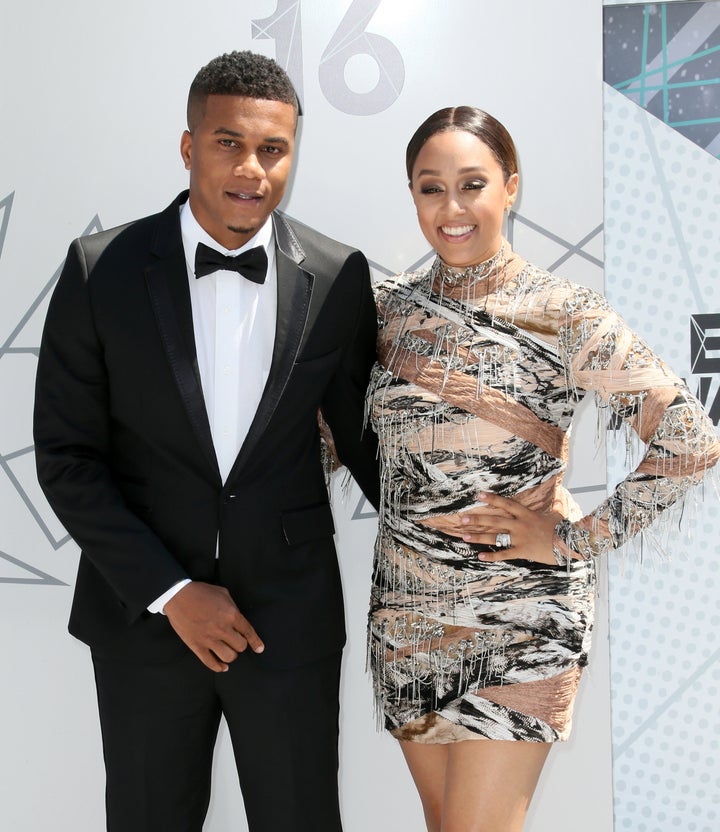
{"left": 187, "top": 50, "right": 299, "bottom": 130}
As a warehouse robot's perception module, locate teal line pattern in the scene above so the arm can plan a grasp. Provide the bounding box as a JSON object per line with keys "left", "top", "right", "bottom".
{"left": 616, "top": 44, "right": 720, "bottom": 94}
{"left": 639, "top": 9, "right": 650, "bottom": 106}
{"left": 604, "top": 2, "right": 720, "bottom": 158}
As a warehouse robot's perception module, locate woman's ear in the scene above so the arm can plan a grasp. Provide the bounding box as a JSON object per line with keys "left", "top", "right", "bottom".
{"left": 505, "top": 172, "right": 519, "bottom": 210}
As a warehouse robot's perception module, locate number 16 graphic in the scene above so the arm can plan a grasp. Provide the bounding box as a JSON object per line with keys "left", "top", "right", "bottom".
{"left": 252, "top": 0, "right": 405, "bottom": 115}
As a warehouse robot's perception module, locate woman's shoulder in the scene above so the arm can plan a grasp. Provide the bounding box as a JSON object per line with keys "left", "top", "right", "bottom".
{"left": 515, "top": 261, "right": 612, "bottom": 317}
{"left": 372, "top": 268, "right": 431, "bottom": 306}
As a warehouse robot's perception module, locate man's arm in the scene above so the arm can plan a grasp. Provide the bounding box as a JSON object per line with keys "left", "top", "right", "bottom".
{"left": 320, "top": 250, "right": 380, "bottom": 510}
{"left": 34, "top": 240, "right": 189, "bottom": 617}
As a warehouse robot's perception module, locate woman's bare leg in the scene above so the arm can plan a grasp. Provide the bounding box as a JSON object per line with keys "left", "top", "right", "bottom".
{"left": 400, "top": 738, "right": 551, "bottom": 832}
{"left": 399, "top": 741, "right": 449, "bottom": 832}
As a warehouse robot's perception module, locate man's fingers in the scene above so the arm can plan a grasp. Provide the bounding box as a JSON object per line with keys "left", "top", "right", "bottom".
{"left": 164, "top": 581, "right": 265, "bottom": 661}
{"left": 232, "top": 619, "right": 264, "bottom": 654}
{"left": 192, "top": 646, "right": 229, "bottom": 673}
{"left": 211, "top": 642, "right": 240, "bottom": 664}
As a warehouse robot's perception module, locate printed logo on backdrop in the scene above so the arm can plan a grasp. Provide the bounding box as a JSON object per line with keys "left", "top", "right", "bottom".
{"left": 606, "top": 312, "right": 720, "bottom": 432}
{"left": 690, "top": 313, "right": 720, "bottom": 424}
{"left": 252, "top": 0, "right": 405, "bottom": 115}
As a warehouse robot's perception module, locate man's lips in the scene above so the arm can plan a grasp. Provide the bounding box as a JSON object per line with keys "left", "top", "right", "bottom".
{"left": 226, "top": 190, "right": 263, "bottom": 203}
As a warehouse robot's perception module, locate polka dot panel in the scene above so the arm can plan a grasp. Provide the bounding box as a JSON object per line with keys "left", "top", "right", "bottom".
{"left": 604, "top": 84, "right": 720, "bottom": 832}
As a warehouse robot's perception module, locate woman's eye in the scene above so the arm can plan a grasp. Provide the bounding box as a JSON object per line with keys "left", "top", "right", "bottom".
{"left": 420, "top": 185, "right": 442, "bottom": 194}
{"left": 463, "top": 180, "right": 486, "bottom": 190}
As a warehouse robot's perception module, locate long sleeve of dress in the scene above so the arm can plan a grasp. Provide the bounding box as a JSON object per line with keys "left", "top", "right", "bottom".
{"left": 553, "top": 285, "right": 720, "bottom": 561}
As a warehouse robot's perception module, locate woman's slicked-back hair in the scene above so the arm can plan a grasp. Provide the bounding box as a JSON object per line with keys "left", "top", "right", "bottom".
{"left": 406, "top": 106, "right": 518, "bottom": 183}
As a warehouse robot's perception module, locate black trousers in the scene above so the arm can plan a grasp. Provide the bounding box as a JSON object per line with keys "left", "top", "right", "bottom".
{"left": 91, "top": 646, "right": 344, "bottom": 832}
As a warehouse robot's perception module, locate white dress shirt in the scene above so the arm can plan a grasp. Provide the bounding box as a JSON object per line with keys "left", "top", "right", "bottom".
{"left": 148, "top": 201, "right": 277, "bottom": 613}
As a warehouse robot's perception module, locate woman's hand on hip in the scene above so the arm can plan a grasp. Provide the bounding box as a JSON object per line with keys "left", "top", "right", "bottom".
{"left": 422, "top": 492, "right": 563, "bottom": 565}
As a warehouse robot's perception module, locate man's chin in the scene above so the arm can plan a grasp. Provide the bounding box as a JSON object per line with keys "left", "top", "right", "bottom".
{"left": 227, "top": 224, "right": 256, "bottom": 236}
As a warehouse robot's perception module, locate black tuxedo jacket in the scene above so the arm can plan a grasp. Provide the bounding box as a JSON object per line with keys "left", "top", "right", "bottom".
{"left": 34, "top": 192, "right": 379, "bottom": 668}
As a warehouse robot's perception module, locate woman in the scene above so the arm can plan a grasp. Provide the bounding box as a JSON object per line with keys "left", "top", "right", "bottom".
{"left": 366, "top": 106, "right": 719, "bottom": 832}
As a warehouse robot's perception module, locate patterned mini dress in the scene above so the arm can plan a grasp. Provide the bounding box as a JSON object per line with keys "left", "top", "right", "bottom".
{"left": 366, "top": 242, "right": 719, "bottom": 744}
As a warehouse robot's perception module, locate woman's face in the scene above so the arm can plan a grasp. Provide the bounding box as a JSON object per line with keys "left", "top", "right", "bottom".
{"left": 409, "top": 129, "right": 518, "bottom": 268}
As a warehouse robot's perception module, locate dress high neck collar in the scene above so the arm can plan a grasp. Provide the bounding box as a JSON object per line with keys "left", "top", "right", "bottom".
{"left": 434, "top": 242, "right": 507, "bottom": 288}
{"left": 429, "top": 242, "right": 513, "bottom": 303}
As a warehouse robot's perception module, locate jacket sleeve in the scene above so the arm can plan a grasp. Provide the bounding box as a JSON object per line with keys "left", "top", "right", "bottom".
{"left": 319, "top": 250, "right": 380, "bottom": 510}
{"left": 33, "top": 239, "right": 189, "bottom": 619}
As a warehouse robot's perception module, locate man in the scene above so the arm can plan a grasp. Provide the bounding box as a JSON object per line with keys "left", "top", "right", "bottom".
{"left": 33, "top": 51, "right": 379, "bottom": 832}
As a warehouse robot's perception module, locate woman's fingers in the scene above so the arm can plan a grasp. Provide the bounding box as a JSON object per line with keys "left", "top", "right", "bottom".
{"left": 419, "top": 493, "right": 563, "bottom": 566}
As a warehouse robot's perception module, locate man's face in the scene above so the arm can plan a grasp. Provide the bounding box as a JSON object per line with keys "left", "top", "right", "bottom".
{"left": 180, "top": 94, "right": 296, "bottom": 249}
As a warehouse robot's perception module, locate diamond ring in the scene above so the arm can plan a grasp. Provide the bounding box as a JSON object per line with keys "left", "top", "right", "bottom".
{"left": 495, "top": 532, "right": 512, "bottom": 548}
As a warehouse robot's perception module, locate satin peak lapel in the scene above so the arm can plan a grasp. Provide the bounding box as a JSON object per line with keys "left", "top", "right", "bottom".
{"left": 226, "top": 215, "right": 313, "bottom": 481}
{"left": 144, "top": 201, "right": 220, "bottom": 481}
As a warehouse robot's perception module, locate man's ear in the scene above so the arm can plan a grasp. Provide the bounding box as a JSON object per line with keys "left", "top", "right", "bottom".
{"left": 180, "top": 130, "right": 193, "bottom": 171}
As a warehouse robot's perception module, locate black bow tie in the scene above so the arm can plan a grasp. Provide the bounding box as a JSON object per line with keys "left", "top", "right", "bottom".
{"left": 194, "top": 242, "right": 268, "bottom": 284}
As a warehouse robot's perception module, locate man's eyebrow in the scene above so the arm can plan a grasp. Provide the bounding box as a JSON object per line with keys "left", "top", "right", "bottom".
{"left": 263, "top": 136, "right": 291, "bottom": 146}
{"left": 212, "top": 127, "right": 290, "bottom": 146}
{"left": 213, "top": 127, "right": 243, "bottom": 138}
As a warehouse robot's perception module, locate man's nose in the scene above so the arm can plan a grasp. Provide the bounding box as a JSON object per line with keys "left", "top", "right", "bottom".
{"left": 234, "top": 153, "right": 264, "bottom": 178}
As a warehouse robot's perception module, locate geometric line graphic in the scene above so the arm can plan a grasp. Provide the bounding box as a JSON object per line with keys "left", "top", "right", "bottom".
{"left": 613, "top": 644, "right": 720, "bottom": 758}
{"left": 0, "top": 192, "right": 13, "bottom": 262}
{"left": 351, "top": 494, "right": 377, "bottom": 521}
{"left": 1, "top": 200, "right": 102, "bottom": 584}
{"left": 252, "top": 0, "right": 305, "bottom": 108}
{"left": 0, "top": 215, "right": 102, "bottom": 357}
{"left": 0, "top": 449, "right": 72, "bottom": 551}
{"left": 0, "top": 549, "right": 67, "bottom": 586}
{"left": 507, "top": 214, "right": 604, "bottom": 271}
{"left": 604, "top": 2, "right": 720, "bottom": 158}
{"left": 635, "top": 105, "right": 709, "bottom": 311}
{"left": 368, "top": 212, "right": 604, "bottom": 278}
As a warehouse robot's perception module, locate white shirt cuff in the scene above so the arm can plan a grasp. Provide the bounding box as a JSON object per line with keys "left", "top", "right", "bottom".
{"left": 147, "top": 579, "right": 192, "bottom": 614}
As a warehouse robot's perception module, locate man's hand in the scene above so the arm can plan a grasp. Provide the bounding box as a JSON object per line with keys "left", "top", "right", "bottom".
{"left": 164, "top": 582, "right": 264, "bottom": 672}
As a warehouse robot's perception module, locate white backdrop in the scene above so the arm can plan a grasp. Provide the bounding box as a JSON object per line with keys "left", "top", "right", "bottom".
{"left": 0, "top": 2, "right": 612, "bottom": 830}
